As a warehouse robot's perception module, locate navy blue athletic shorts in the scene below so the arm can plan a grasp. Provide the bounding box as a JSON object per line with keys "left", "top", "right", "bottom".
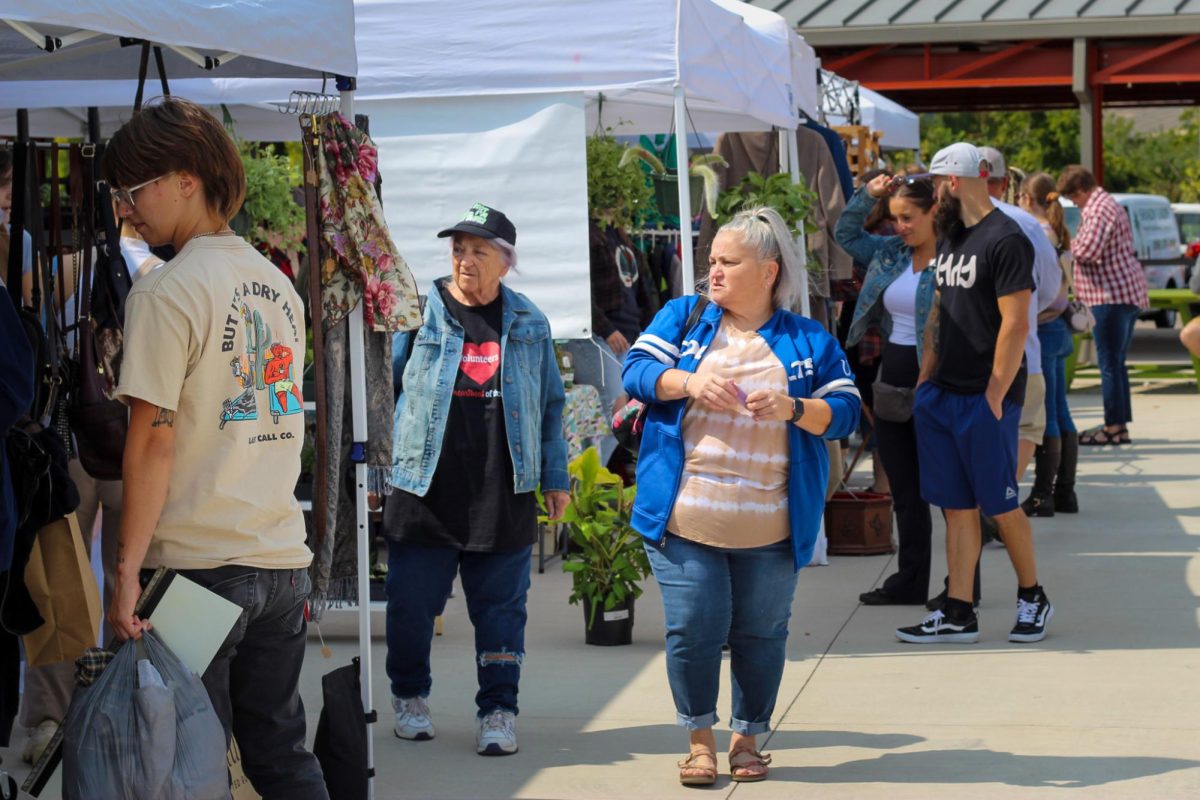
{"left": 913, "top": 382, "right": 1021, "bottom": 516}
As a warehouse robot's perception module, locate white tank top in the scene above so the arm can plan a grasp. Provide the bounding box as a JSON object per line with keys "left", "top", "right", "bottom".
{"left": 883, "top": 259, "right": 922, "bottom": 346}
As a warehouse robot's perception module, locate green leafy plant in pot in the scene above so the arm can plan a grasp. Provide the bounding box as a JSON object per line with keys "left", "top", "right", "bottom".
{"left": 713, "top": 171, "right": 824, "bottom": 281}
{"left": 618, "top": 146, "right": 727, "bottom": 220}
{"left": 539, "top": 447, "right": 650, "bottom": 646}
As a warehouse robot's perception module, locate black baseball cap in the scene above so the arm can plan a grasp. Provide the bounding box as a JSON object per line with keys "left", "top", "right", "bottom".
{"left": 437, "top": 202, "right": 517, "bottom": 246}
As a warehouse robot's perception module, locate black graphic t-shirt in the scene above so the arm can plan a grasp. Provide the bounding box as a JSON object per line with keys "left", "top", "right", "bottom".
{"left": 385, "top": 285, "right": 536, "bottom": 552}
{"left": 932, "top": 208, "right": 1035, "bottom": 404}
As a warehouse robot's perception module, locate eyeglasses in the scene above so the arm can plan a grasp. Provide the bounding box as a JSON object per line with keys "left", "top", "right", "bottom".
{"left": 110, "top": 173, "right": 170, "bottom": 209}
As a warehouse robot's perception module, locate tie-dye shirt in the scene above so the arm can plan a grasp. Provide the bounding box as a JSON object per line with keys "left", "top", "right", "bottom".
{"left": 668, "top": 319, "right": 790, "bottom": 548}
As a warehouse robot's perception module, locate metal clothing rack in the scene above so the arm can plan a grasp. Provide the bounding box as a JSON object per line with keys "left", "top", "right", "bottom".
{"left": 284, "top": 86, "right": 379, "bottom": 799}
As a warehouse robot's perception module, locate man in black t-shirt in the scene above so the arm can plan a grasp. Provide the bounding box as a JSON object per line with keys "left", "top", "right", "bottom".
{"left": 897, "top": 143, "right": 1054, "bottom": 646}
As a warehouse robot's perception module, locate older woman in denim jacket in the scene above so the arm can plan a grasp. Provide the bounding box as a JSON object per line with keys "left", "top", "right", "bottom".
{"left": 383, "top": 204, "right": 569, "bottom": 758}
{"left": 835, "top": 174, "right": 943, "bottom": 607}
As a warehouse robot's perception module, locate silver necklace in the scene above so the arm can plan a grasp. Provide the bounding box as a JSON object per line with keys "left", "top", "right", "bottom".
{"left": 188, "top": 228, "right": 236, "bottom": 243}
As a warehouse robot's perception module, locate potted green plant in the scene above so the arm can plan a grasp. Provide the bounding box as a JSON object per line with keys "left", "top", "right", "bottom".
{"left": 586, "top": 133, "right": 655, "bottom": 230}
{"left": 540, "top": 447, "right": 651, "bottom": 646}
{"left": 618, "top": 147, "right": 727, "bottom": 219}
{"left": 231, "top": 140, "right": 306, "bottom": 254}
{"left": 713, "top": 171, "right": 823, "bottom": 277}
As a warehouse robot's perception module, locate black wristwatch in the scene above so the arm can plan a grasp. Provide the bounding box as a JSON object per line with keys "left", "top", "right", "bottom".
{"left": 789, "top": 397, "right": 806, "bottom": 423}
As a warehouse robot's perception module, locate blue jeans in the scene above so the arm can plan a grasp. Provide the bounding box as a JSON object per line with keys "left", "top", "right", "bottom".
{"left": 562, "top": 336, "right": 626, "bottom": 464}
{"left": 1089, "top": 304, "right": 1140, "bottom": 427}
{"left": 167, "top": 566, "right": 328, "bottom": 799}
{"left": 385, "top": 542, "right": 532, "bottom": 716}
{"left": 644, "top": 535, "right": 798, "bottom": 735}
{"left": 1038, "top": 316, "right": 1078, "bottom": 438}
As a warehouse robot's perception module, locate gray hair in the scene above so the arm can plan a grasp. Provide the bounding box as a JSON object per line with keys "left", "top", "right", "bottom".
{"left": 716, "top": 206, "right": 802, "bottom": 310}
{"left": 449, "top": 233, "right": 519, "bottom": 273}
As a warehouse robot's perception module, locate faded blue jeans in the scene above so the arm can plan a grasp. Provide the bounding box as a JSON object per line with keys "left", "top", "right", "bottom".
{"left": 644, "top": 534, "right": 798, "bottom": 735}
{"left": 1038, "top": 316, "right": 1078, "bottom": 438}
{"left": 385, "top": 542, "right": 532, "bottom": 716}
{"left": 1090, "top": 303, "right": 1141, "bottom": 427}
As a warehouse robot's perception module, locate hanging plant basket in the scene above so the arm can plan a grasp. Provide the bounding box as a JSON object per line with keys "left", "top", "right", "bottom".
{"left": 652, "top": 173, "right": 704, "bottom": 219}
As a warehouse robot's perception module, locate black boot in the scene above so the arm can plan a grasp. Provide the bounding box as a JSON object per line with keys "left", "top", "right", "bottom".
{"left": 1054, "top": 431, "right": 1080, "bottom": 513}
{"left": 1021, "top": 437, "right": 1060, "bottom": 517}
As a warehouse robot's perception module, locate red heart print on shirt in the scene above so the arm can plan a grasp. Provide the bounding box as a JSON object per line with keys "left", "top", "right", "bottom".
{"left": 460, "top": 342, "right": 501, "bottom": 385}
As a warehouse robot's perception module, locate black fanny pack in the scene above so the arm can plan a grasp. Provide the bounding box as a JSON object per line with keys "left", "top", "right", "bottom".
{"left": 871, "top": 380, "right": 914, "bottom": 423}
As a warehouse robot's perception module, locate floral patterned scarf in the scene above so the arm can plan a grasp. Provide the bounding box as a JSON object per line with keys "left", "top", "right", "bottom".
{"left": 316, "top": 114, "right": 421, "bottom": 332}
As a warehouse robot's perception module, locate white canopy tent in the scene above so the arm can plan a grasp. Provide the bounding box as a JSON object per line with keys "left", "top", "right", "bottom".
{"left": 0, "top": 3, "right": 387, "bottom": 796}
{"left": 828, "top": 86, "right": 921, "bottom": 151}
{"left": 1, "top": 0, "right": 812, "bottom": 325}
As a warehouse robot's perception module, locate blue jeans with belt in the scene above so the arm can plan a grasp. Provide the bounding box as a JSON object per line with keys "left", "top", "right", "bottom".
{"left": 1089, "top": 304, "right": 1141, "bottom": 427}
{"left": 644, "top": 535, "right": 798, "bottom": 735}
{"left": 1038, "top": 316, "right": 1078, "bottom": 438}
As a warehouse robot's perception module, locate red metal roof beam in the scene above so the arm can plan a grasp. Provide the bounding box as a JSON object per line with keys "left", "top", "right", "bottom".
{"left": 1093, "top": 34, "right": 1200, "bottom": 83}
{"left": 938, "top": 38, "right": 1050, "bottom": 81}
{"left": 825, "top": 44, "right": 896, "bottom": 73}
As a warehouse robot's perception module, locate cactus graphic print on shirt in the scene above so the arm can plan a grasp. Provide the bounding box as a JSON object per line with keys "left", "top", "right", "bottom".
{"left": 115, "top": 235, "right": 311, "bottom": 571}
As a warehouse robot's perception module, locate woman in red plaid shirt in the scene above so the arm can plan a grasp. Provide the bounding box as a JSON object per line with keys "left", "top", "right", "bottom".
{"left": 1057, "top": 166, "right": 1148, "bottom": 446}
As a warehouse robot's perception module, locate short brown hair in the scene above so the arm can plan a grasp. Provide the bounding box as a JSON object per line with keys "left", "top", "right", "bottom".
{"left": 102, "top": 97, "right": 245, "bottom": 221}
{"left": 1057, "top": 165, "right": 1097, "bottom": 197}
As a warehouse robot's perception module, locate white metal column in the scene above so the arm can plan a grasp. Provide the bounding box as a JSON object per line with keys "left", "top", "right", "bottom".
{"left": 341, "top": 87, "right": 376, "bottom": 800}
{"left": 673, "top": 84, "right": 695, "bottom": 296}
{"left": 786, "top": 129, "right": 812, "bottom": 319}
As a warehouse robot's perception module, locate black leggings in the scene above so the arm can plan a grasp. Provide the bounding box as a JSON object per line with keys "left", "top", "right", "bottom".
{"left": 873, "top": 343, "right": 932, "bottom": 601}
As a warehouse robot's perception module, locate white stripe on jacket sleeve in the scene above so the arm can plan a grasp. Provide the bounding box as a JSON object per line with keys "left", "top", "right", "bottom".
{"left": 629, "top": 340, "right": 676, "bottom": 365}
{"left": 812, "top": 378, "right": 862, "bottom": 400}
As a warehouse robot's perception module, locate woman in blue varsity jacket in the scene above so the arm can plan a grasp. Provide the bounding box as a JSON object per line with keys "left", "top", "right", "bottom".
{"left": 623, "top": 207, "right": 860, "bottom": 786}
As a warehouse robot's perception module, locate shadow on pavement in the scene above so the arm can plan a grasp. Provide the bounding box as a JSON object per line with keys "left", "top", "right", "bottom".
{"left": 777, "top": 749, "right": 1200, "bottom": 789}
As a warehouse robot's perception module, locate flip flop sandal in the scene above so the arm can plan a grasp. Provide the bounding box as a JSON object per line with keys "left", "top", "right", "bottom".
{"left": 729, "top": 747, "right": 772, "bottom": 783}
{"left": 1079, "top": 426, "right": 1120, "bottom": 446}
{"left": 678, "top": 748, "right": 717, "bottom": 786}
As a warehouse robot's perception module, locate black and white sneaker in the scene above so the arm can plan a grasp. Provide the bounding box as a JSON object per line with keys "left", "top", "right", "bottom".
{"left": 1008, "top": 591, "right": 1054, "bottom": 643}
{"left": 896, "top": 609, "right": 980, "bottom": 644}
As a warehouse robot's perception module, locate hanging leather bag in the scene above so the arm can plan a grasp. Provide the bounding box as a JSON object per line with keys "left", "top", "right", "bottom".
{"left": 68, "top": 147, "right": 130, "bottom": 481}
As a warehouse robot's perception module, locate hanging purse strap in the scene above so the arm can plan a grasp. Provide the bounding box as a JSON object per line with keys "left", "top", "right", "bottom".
{"left": 301, "top": 113, "right": 329, "bottom": 551}
{"left": 5, "top": 140, "right": 25, "bottom": 295}
{"left": 49, "top": 142, "right": 69, "bottom": 340}
{"left": 133, "top": 41, "right": 171, "bottom": 111}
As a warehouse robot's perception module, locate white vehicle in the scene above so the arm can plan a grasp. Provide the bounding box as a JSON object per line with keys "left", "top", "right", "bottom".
{"left": 1059, "top": 194, "right": 1187, "bottom": 327}
{"left": 1171, "top": 202, "right": 1200, "bottom": 282}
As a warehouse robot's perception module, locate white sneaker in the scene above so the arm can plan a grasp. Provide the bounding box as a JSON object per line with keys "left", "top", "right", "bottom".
{"left": 21, "top": 719, "right": 58, "bottom": 764}
{"left": 476, "top": 709, "right": 518, "bottom": 756}
{"left": 392, "top": 696, "right": 435, "bottom": 741}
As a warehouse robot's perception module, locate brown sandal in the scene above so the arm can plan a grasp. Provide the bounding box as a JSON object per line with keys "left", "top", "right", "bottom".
{"left": 678, "top": 747, "right": 717, "bottom": 786}
{"left": 729, "top": 747, "right": 772, "bottom": 782}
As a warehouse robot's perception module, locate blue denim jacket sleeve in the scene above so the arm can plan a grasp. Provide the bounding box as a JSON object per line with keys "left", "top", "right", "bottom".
{"left": 835, "top": 187, "right": 892, "bottom": 267}
{"left": 809, "top": 328, "right": 862, "bottom": 440}
{"left": 392, "top": 330, "right": 414, "bottom": 402}
{"left": 538, "top": 332, "right": 569, "bottom": 492}
{"left": 623, "top": 297, "right": 694, "bottom": 401}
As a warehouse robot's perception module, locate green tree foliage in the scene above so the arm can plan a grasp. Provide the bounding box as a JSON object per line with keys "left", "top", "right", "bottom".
{"left": 920, "top": 110, "right": 1079, "bottom": 176}
{"left": 585, "top": 134, "right": 654, "bottom": 229}
{"left": 917, "top": 108, "right": 1200, "bottom": 201}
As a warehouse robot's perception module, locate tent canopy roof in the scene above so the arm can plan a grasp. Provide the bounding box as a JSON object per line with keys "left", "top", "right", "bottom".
{"left": 0, "top": 0, "right": 357, "bottom": 81}
{"left": 1, "top": 0, "right": 815, "bottom": 138}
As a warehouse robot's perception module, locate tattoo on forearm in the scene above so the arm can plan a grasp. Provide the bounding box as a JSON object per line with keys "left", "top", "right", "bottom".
{"left": 151, "top": 407, "right": 176, "bottom": 428}
{"left": 926, "top": 301, "right": 941, "bottom": 355}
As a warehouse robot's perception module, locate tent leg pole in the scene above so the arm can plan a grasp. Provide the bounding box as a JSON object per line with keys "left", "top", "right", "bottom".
{"left": 673, "top": 84, "right": 694, "bottom": 296}
{"left": 786, "top": 129, "right": 811, "bottom": 318}
{"left": 342, "top": 87, "right": 376, "bottom": 800}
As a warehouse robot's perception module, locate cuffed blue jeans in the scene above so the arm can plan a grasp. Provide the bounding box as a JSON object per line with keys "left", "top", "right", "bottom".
{"left": 1090, "top": 303, "right": 1140, "bottom": 427}
{"left": 644, "top": 534, "right": 798, "bottom": 735}
{"left": 1038, "top": 316, "right": 1078, "bottom": 439}
{"left": 385, "top": 542, "right": 532, "bottom": 717}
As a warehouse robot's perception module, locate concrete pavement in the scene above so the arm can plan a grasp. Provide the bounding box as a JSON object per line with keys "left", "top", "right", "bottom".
{"left": 6, "top": 378, "right": 1199, "bottom": 799}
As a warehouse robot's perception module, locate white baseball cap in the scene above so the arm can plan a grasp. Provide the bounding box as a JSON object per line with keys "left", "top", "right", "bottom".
{"left": 978, "top": 147, "right": 1008, "bottom": 179}
{"left": 929, "top": 142, "right": 992, "bottom": 179}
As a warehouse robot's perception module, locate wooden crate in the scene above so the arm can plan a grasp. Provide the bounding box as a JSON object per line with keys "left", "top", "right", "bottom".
{"left": 832, "top": 125, "right": 884, "bottom": 177}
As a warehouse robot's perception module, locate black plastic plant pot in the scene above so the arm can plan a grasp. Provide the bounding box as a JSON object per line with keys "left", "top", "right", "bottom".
{"left": 583, "top": 596, "right": 635, "bottom": 646}
{"left": 652, "top": 174, "right": 704, "bottom": 218}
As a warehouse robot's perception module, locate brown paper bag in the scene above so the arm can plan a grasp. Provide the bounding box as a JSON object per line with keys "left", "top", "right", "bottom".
{"left": 22, "top": 513, "right": 102, "bottom": 667}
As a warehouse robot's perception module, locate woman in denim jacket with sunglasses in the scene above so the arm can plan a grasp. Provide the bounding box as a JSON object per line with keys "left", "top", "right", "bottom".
{"left": 835, "top": 174, "right": 941, "bottom": 607}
